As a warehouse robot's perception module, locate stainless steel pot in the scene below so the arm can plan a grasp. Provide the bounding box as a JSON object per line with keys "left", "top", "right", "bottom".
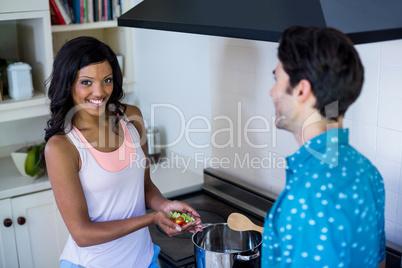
{"left": 192, "top": 223, "right": 262, "bottom": 268}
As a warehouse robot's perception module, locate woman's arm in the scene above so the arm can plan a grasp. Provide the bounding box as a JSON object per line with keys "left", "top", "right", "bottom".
{"left": 45, "top": 134, "right": 172, "bottom": 247}
{"left": 125, "top": 105, "right": 203, "bottom": 235}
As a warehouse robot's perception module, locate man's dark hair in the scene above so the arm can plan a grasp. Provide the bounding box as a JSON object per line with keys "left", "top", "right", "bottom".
{"left": 278, "top": 26, "right": 364, "bottom": 120}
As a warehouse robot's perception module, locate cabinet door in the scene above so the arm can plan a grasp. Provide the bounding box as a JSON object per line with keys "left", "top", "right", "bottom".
{"left": 12, "top": 190, "right": 69, "bottom": 268}
{"left": 0, "top": 199, "right": 19, "bottom": 268}
{"left": 1, "top": 0, "right": 48, "bottom": 13}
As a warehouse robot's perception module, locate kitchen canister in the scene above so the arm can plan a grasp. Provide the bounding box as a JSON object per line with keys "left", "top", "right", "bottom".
{"left": 146, "top": 127, "right": 161, "bottom": 164}
{"left": 7, "top": 62, "right": 34, "bottom": 101}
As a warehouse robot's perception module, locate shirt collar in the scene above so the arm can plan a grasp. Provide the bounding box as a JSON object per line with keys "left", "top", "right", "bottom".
{"left": 286, "top": 128, "right": 349, "bottom": 172}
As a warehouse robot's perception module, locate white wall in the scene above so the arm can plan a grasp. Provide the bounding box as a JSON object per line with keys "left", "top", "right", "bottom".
{"left": 131, "top": 29, "right": 402, "bottom": 246}
{"left": 131, "top": 29, "right": 211, "bottom": 174}
{"left": 351, "top": 40, "right": 402, "bottom": 246}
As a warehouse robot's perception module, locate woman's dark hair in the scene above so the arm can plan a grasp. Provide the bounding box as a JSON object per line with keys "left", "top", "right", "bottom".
{"left": 278, "top": 26, "right": 364, "bottom": 120}
{"left": 39, "top": 36, "right": 125, "bottom": 167}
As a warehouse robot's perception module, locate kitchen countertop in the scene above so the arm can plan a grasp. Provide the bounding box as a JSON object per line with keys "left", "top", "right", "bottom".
{"left": 148, "top": 163, "right": 204, "bottom": 198}
{"left": 0, "top": 156, "right": 203, "bottom": 200}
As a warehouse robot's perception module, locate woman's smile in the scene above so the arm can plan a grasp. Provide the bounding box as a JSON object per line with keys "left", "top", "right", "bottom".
{"left": 71, "top": 60, "right": 114, "bottom": 116}
{"left": 88, "top": 98, "right": 106, "bottom": 106}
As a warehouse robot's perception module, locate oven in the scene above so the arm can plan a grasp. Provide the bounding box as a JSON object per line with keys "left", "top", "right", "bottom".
{"left": 148, "top": 167, "right": 402, "bottom": 268}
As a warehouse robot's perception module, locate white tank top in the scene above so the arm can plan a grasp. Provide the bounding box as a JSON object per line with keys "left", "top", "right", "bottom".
{"left": 61, "top": 118, "right": 154, "bottom": 268}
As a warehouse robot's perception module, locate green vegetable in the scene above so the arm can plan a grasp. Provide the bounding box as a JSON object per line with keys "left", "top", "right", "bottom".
{"left": 169, "top": 211, "right": 195, "bottom": 223}
{"left": 24, "top": 143, "right": 45, "bottom": 177}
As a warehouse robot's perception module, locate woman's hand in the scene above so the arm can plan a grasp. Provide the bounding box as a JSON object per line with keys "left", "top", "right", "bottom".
{"left": 152, "top": 210, "right": 197, "bottom": 236}
{"left": 154, "top": 200, "right": 204, "bottom": 236}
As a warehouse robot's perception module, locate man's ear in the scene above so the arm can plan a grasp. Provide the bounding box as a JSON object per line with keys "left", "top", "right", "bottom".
{"left": 294, "top": 79, "right": 312, "bottom": 103}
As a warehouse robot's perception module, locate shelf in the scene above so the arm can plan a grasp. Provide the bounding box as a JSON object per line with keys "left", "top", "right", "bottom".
{"left": 0, "top": 156, "right": 51, "bottom": 200}
{"left": 51, "top": 20, "right": 118, "bottom": 32}
{"left": 0, "top": 93, "right": 49, "bottom": 123}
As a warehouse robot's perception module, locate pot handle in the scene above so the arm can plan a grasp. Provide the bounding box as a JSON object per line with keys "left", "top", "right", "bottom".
{"left": 236, "top": 251, "right": 260, "bottom": 261}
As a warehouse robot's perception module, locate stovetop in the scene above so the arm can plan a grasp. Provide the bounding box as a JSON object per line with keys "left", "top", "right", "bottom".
{"left": 148, "top": 168, "right": 275, "bottom": 268}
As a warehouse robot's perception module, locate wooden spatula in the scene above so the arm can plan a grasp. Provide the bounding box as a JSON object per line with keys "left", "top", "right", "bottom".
{"left": 227, "top": 212, "right": 264, "bottom": 233}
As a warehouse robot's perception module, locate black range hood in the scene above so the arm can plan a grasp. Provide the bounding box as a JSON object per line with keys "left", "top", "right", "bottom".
{"left": 118, "top": 0, "right": 402, "bottom": 44}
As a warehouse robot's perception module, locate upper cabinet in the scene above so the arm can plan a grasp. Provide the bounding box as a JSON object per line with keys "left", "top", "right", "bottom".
{"left": 0, "top": 0, "right": 134, "bottom": 124}
{"left": 1, "top": 0, "right": 49, "bottom": 13}
{"left": 0, "top": 0, "right": 53, "bottom": 123}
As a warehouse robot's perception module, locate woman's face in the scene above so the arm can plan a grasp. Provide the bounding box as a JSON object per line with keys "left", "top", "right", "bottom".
{"left": 71, "top": 60, "right": 114, "bottom": 117}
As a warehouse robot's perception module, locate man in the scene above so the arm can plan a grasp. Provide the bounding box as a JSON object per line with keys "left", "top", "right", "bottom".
{"left": 262, "top": 26, "right": 386, "bottom": 268}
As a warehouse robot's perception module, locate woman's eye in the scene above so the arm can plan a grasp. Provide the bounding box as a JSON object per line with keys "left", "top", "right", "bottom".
{"left": 104, "top": 78, "right": 113, "bottom": 83}
{"left": 81, "top": 80, "right": 92, "bottom": 86}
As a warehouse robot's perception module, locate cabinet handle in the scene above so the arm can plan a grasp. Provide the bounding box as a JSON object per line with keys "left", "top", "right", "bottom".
{"left": 17, "top": 217, "right": 26, "bottom": 225}
{"left": 3, "top": 218, "right": 12, "bottom": 227}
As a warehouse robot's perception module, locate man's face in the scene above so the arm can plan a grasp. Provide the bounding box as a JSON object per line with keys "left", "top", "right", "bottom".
{"left": 270, "top": 61, "right": 297, "bottom": 131}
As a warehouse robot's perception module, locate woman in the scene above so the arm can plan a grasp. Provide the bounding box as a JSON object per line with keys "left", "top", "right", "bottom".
{"left": 43, "top": 36, "right": 203, "bottom": 267}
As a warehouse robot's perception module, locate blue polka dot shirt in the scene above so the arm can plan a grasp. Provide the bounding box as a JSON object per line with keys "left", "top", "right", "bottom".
{"left": 262, "top": 129, "right": 386, "bottom": 268}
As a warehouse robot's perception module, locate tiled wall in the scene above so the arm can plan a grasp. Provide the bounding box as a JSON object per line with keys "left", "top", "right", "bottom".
{"left": 132, "top": 29, "right": 402, "bottom": 246}
{"left": 352, "top": 40, "right": 402, "bottom": 246}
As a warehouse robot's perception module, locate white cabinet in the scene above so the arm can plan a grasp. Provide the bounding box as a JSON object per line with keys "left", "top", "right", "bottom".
{"left": 1, "top": 0, "right": 48, "bottom": 13}
{"left": 0, "top": 198, "right": 18, "bottom": 268}
{"left": 0, "top": 6, "right": 53, "bottom": 123}
{"left": 0, "top": 0, "right": 134, "bottom": 123}
{"left": 0, "top": 189, "right": 69, "bottom": 268}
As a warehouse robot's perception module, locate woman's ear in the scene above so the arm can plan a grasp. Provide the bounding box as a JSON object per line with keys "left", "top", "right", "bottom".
{"left": 294, "top": 79, "right": 313, "bottom": 103}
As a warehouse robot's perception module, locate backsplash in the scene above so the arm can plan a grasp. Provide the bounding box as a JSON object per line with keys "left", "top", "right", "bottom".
{"left": 132, "top": 29, "right": 402, "bottom": 245}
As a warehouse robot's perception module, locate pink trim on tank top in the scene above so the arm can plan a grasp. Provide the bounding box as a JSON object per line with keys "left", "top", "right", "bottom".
{"left": 72, "top": 120, "right": 136, "bottom": 173}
